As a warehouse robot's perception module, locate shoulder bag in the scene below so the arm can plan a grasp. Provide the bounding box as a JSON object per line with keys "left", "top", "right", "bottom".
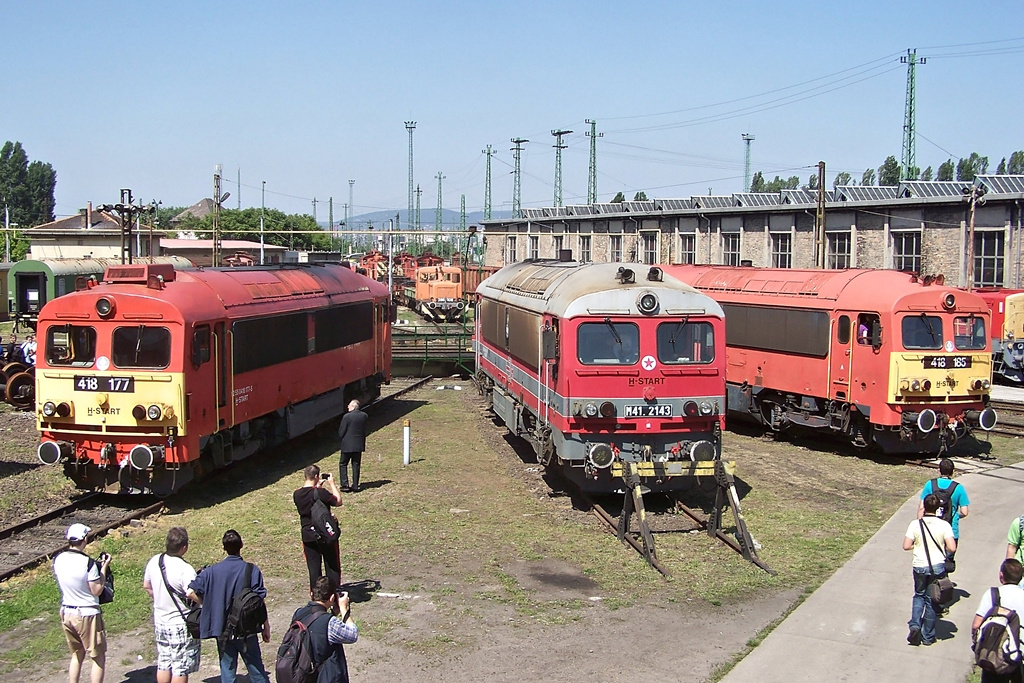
{"left": 920, "top": 519, "right": 954, "bottom": 604}
{"left": 159, "top": 553, "right": 201, "bottom": 639}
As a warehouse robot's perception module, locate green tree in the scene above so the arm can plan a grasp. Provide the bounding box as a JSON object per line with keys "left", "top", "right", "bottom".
{"left": 26, "top": 160, "right": 56, "bottom": 225}
{"left": 997, "top": 158, "right": 1007, "bottom": 174}
{"left": 920, "top": 166, "right": 933, "bottom": 181}
{"left": 192, "top": 208, "right": 333, "bottom": 251}
{"left": 956, "top": 152, "right": 988, "bottom": 182}
{"left": 1008, "top": 151, "right": 1024, "bottom": 174}
{"left": 861, "top": 168, "right": 876, "bottom": 186}
{"left": 749, "top": 171, "right": 765, "bottom": 193}
{"left": 0, "top": 142, "right": 30, "bottom": 227}
{"left": 878, "top": 156, "right": 901, "bottom": 185}
{"left": 610, "top": 192, "right": 625, "bottom": 203}
{"left": 937, "top": 159, "right": 954, "bottom": 181}
{"left": 833, "top": 171, "right": 853, "bottom": 189}
{"left": 633, "top": 191, "right": 648, "bottom": 201}
{"left": 805, "top": 174, "right": 819, "bottom": 191}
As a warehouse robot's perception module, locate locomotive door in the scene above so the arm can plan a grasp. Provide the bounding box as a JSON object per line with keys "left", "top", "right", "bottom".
{"left": 213, "top": 321, "right": 231, "bottom": 428}
{"left": 830, "top": 314, "right": 853, "bottom": 401}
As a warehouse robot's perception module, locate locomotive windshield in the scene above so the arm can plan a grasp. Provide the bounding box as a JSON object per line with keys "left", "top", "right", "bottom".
{"left": 112, "top": 325, "right": 171, "bottom": 368}
{"left": 656, "top": 320, "right": 715, "bottom": 364}
{"left": 577, "top": 321, "right": 639, "bottom": 365}
{"left": 45, "top": 325, "right": 97, "bottom": 367}
{"left": 901, "top": 314, "right": 943, "bottom": 350}
{"left": 954, "top": 315, "right": 987, "bottom": 350}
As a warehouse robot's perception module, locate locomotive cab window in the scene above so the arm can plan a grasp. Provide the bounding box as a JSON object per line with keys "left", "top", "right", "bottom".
{"left": 113, "top": 325, "right": 171, "bottom": 368}
{"left": 192, "top": 325, "right": 211, "bottom": 367}
{"left": 901, "top": 314, "right": 943, "bottom": 350}
{"left": 837, "top": 316, "right": 851, "bottom": 345}
{"left": 578, "top": 321, "right": 639, "bottom": 365}
{"left": 857, "top": 314, "right": 880, "bottom": 346}
{"left": 656, "top": 320, "right": 715, "bottom": 364}
{"left": 46, "top": 325, "right": 97, "bottom": 367}
{"left": 954, "top": 315, "right": 986, "bottom": 350}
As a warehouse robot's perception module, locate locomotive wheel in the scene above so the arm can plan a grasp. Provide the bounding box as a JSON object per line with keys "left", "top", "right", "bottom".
{"left": 2, "top": 362, "right": 27, "bottom": 376}
{"left": 5, "top": 371, "right": 35, "bottom": 409}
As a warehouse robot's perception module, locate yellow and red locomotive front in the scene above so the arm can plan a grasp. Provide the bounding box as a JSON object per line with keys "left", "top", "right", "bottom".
{"left": 36, "top": 262, "right": 391, "bottom": 495}
{"left": 475, "top": 261, "right": 726, "bottom": 493}
{"left": 663, "top": 265, "right": 997, "bottom": 453}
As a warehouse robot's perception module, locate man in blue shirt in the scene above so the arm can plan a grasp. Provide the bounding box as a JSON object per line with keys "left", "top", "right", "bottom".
{"left": 919, "top": 458, "right": 970, "bottom": 562}
{"left": 288, "top": 576, "right": 359, "bottom": 683}
{"left": 187, "top": 530, "right": 270, "bottom": 683}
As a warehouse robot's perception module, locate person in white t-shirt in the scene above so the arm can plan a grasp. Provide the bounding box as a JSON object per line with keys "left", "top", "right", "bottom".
{"left": 903, "top": 493, "right": 956, "bottom": 646}
{"left": 143, "top": 527, "right": 201, "bottom": 683}
{"left": 53, "top": 522, "right": 110, "bottom": 683}
{"left": 973, "top": 559, "right": 1024, "bottom": 683}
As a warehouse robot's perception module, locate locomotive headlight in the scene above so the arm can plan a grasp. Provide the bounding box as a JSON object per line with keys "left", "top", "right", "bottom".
{"left": 599, "top": 401, "right": 616, "bottom": 418}
{"left": 147, "top": 404, "right": 163, "bottom": 420}
{"left": 942, "top": 293, "right": 956, "bottom": 310}
{"left": 56, "top": 402, "right": 72, "bottom": 417}
{"left": 900, "top": 379, "right": 910, "bottom": 391}
{"left": 911, "top": 379, "right": 922, "bottom": 392}
{"left": 922, "top": 380, "right": 932, "bottom": 391}
{"left": 983, "top": 378, "right": 991, "bottom": 389}
{"left": 42, "top": 401, "right": 57, "bottom": 417}
{"left": 587, "top": 443, "right": 615, "bottom": 469}
{"left": 584, "top": 402, "right": 599, "bottom": 418}
{"left": 683, "top": 400, "right": 699, "bottom": 417}
{"left": 699, "top": 401, "right": 713, "bottom": 416}
{"left": 95, "top": 297, "right": 115, "bottom": 317}
{"left": 133, "top": 405, "right": 147, "bottom": 420}
{"left": 636, "top": 291, "right": 659, "bottom": 315}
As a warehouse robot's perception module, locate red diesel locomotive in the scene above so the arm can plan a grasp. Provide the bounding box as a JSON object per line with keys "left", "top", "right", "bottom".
{"left": 661, "top": 265, "right": 997, "bottom": 453}
{"left": 474, "top": 260, "right": 726, "bottom": 493}
{"left": 973, "top": 288, "right": 1024, "bottom": 384}
{"left": 35, "top": 262, "right": 392, "bottom": 495}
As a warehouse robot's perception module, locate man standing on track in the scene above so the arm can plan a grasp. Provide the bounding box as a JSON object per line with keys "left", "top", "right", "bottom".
{"left": 53, "top": 522, "right": 111, "bottom": 683}
{"left": 143, "top": 527, "right": 201, "bottom": 683}
{"left": 294, "top": 464, "right": 343, "bottom": 590}
{"left": 337, "top": 400, "right": 367, "bottom": 492}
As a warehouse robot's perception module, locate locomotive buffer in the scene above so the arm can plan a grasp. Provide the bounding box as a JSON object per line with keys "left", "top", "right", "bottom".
{"left": 613, "top": 459, "right": 773, "bottom": 575}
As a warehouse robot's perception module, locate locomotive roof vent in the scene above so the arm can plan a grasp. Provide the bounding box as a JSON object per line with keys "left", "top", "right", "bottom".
{"left": 616, "top": 267, "right": 635, "bottom": 284}
{"left": 103, "top": 263, "right": 177, "bottom": 285}
{"left": 646, "top": 266, "right": 663, "bottom": 282}
{"left": 558, "top": 249, "right": 573, "bottom": 262}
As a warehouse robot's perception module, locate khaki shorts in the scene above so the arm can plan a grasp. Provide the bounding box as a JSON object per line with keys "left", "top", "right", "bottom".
{"left": 61, "top": 608, "right": 107, "bottom": 659}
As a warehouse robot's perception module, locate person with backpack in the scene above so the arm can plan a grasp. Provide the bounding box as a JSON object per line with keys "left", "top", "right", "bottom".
{"left": 972, "top": 559, "right": 1024, "bottom": 682}
{"left": 186, "top": 530, "right": 271, "bottom": 683}
{"left": 53, "top": 523, "right": 111, "bottom": 683}
{"left": 294, "top": 464, "right": 343, "bottom": 591}
{"left": 903, "top": 493, "right": 957, "bottom": 646}
{"left": 276, "top": 576, "right": 358, "bottom": 683}
{"left": 142, "top": 527, "right": 201, "bottom": 683}
{"left": 919, "top": 458, "right": 970, "bottom": 567}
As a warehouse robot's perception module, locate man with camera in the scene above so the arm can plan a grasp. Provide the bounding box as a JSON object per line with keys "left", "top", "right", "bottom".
{"left": 143, "top": 527, "right": 201, "bottom": 683}
{"left": 53, "top": 523, "right": 111, "bottom": 683}
{"left": 294, "top": 464, "right": 343, "bottom": 591}
{"left": 286, "top": 576, "right": 359, "bottom": 683}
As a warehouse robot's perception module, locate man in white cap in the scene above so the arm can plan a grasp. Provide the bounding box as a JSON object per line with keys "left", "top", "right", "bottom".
{"left": 53, "top": 523, "right": 111, "bottom": 683}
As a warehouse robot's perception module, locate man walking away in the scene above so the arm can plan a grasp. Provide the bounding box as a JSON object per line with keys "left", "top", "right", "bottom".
{"left": 919, "top": 458, "right": 969, "bottom": 564}
{"left": 337, "top": 400, "right": 367, "bottom": 492}
{"left": 143, "top": 527, "right": 201, "bottom": 683}
{"left": 187, "top": 530, "right": 271, "bottom": 683}
{"left": 903, "top": 493, "right": 956, "bottom": 646}
{"left": 53, "top": 523, "right": 111, "bottom": 683}
{"left": 288, "top": 576, "right": 359, "bottom": 683}
{"left": 973, "top": 559, "right": 1024, "bottom": 683}
{"left": 294, "top": 464, "right": 343, "bottom": 590}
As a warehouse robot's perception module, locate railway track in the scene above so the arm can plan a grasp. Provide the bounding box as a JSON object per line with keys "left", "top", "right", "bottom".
{"left": 0, "top": 376, "right": 434, "bottom": 583}
{"left": 989, "top": 399, "right": 1024, "bottom": 438}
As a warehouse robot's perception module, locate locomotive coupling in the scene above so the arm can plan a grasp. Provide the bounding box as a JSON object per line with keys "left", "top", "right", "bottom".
{"left": 38, "top": 440, "right": 74, "bottom": 465}
{"left": 902, "top": 409, "right": 937, "bottom": 433}
{"left": 965, "top": 408, "right": 998, "bottom": 431}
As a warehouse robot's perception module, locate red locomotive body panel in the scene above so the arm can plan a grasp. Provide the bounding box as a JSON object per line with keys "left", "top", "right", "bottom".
{"left": 662, "top": 265, "right": 997, "bottom": 453}
{"left": 475, "top": 261, "right": 727, "bottom": 493}
{"left": 36, "top": 263, "right": 391, "bottom": 494}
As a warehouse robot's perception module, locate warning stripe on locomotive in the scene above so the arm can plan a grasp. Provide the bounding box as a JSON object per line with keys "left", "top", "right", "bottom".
{"left": 610, "top": 460, "right": 734, "bottom": 479}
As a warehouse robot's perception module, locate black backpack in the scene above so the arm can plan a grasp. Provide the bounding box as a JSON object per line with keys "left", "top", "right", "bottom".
{"left": 930, "top": 479, "right": 959, "bottom": 524}
{"left": 311, "top": 498, "right": 339, "bottom": 545}
{"left": 975, "top": 587, "right": 1022, "bottom": 675}
{"left": 223, "top": 563, "right": 268, "bottom": 639}
{"left": 275, "top": 604, "right": 328, "bottom": 683}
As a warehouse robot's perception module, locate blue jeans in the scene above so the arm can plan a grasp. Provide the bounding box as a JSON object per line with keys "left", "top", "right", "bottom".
{"left": 910, "top": 564, "right": 945, "bottom": 643}
{"left": 216, "top": 635, "right": 269, "bottom": 683}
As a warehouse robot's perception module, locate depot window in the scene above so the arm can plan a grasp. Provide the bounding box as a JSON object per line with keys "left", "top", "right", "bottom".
{"left": 577, "top": 321, "right": 639, "bottom": 365}
{"left": 112, "top": 325, "right": 171, "bottom": 368}
{"left": 657, "top": 320, "right": 715, "bottom": 364}
{"left": 954, "top": 316, "right": 987, "bottom": 350}
{"left": 45, "top": 325, "right": 97, "bottom": 367}
{"left": 901, "top": 315, "right": 943, "bottom": 350}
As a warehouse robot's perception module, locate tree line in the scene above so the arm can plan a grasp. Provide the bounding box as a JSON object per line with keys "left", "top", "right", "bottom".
{"left": 164, "top": 207, "right": 336, "bottom": 252}
{"left": 0, "top": 141, "right": 57, "bottom": 260}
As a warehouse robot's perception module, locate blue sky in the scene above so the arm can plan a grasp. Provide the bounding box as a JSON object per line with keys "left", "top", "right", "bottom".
{"left": 4, "top": 1, "right": 1022, "bottom": 223}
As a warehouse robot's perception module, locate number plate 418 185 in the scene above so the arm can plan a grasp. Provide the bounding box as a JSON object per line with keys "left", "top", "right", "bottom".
{"left": 74, "top": 376, "right": 135, "bottom": 393}
{"left": 922, "top": 356, "right": 972, "bottom": 369}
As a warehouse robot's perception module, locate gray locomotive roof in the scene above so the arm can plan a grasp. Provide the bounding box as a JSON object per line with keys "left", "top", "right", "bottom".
{"left": 477, "top": 260, "right": 723, "bottom": 319}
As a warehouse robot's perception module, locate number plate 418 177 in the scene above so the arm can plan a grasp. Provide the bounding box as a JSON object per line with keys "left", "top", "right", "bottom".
{"left": 922, "top": 356, "right": 972, "bottom": 369}
{"left": 74, "top": 376, "right": 135, "bottom": 393}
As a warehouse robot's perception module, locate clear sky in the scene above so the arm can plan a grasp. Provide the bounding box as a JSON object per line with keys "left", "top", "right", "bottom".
{"left": 4, "top": 1, "right": 1022, "bottom": 223}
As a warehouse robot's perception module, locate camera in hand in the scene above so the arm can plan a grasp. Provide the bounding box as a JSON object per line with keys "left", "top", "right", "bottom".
{"left": 99, "top": 552, "right": 111, "bottom": 563}
{"left": 321, "top": 473, "right": 330, "bottom": 480}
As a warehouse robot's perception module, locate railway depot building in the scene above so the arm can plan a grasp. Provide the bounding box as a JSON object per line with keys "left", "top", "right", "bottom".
{"left": 481, "top": 175, "right": 1024, "bottom": 289}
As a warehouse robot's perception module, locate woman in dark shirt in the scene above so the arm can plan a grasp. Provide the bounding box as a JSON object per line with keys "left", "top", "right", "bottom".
{"left": 293, "top": 464, "right": 343, "bottom": 591}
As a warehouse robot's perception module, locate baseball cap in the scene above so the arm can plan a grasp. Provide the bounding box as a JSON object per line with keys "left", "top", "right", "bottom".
{"left": 66, "top": 523, "right": 91, "bottom": 541}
